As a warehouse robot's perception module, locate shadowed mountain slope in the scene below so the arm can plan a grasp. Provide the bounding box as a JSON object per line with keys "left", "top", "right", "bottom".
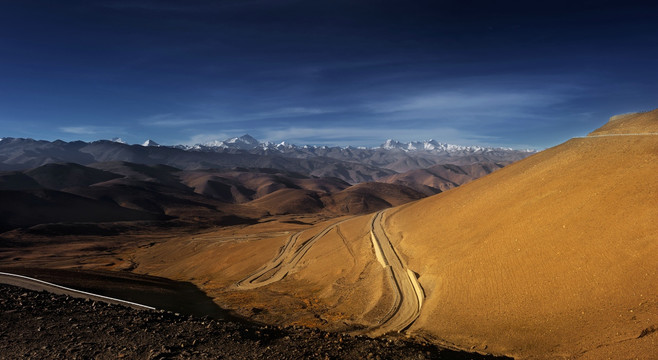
{"left": 0, "top": 172, "right": 42, "bottom": 191}
{"left": 24, "top": 163, "right": 121, "bottom": 190}
{"left": 0, "top": 189, "right": 165, "bottom": 232}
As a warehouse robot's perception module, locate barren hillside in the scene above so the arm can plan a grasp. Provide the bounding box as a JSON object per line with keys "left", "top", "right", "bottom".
{"left": 384, "top": 109, "right": 658, "bottom": 358}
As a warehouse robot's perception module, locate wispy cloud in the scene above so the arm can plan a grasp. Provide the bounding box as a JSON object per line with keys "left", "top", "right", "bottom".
{"left": 141, "top": 107, "right": 338, "bottom": 128}
{"left": 249, "top": 107, "right": 336, "bottom": 119}
{"left": 138, "top": 113, "right": 227, "bottom": 127}
{"left": 363, "top": 88, "right": 571, "bottom": 122}
{"left": 59, "top": 126, "right": 120, "bottom": 135}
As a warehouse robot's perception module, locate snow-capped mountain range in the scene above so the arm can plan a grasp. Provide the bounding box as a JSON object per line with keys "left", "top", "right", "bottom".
{"left": 0, "top": 135, "right": 535, "bottom": 182}
{"left": 170, "top": 134, "right": 530, "bottom": 153}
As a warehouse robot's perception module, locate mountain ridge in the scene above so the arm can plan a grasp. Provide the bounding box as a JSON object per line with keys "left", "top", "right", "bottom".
{"left": 0, "top": 136, "right": 534, "bottom": 183}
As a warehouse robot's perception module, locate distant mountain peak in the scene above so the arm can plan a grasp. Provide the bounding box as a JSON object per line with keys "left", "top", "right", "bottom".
{"left": 202, "top": 134, "right": 260, "bottom": 150}
{"left": 192, "top": 134, "right": 533, "bottom": 154}
{"left": 142, "top": 139, "right": 160, "bottom": 147}
{"left": 235, "top": 134, "right": 259, "bottom": 143}
{"left": 379, "top": 138, "right": 503, "bottom": 153}
{"left": 111, "top": 137, "right": 126, "bottom": 144}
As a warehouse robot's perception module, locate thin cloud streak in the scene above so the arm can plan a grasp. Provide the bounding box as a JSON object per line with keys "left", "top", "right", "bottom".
{"left": 362, "top": 87, "right": 573, "bottom": 120}
{"left": 59, "top": 126, "right": 121, "bottom": 135}
{"left": 249, "top": 107, "right": 337, "bottom": 119}
{"left": 138, "top": 113, "right": 229, "bottom": 127}
{"left": 140, "top": 107, "right": 338, "bottom": 128}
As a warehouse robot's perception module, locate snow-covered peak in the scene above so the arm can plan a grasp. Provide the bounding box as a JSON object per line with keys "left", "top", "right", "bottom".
{"left": 202, "top": 134, "right": 260, "bottom": 150}
{"left": 379, "top": 139, "right": 497, "bottom": 153}
{"left": 226, "top": 134, "right": 259, "bottom": 146}
{"left": 142, "top": 139, "right": 160, "bottom": 147}
{"left": 382, "top": 139, "right": 404, "bottom": 149}
{"left": 192, "top": 135, "right": 533, "bottom": 155}
{"left": 111, "top": 137, "right": 126, "bottom": 144}
{"left": 202, "top": 139, "right": 225, "bottom": 147}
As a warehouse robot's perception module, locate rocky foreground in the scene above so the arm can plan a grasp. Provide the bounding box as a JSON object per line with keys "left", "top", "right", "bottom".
{"left": 0, "top": 284, "right": 507, "bottom": 360}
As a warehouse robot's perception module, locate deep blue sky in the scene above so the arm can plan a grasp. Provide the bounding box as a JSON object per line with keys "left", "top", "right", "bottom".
{"left": 1, "top": 1, "right": 656, "bottom": 149}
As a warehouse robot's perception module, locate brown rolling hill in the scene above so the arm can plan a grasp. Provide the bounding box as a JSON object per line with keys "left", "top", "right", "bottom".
{"left": 179, "top": 169, "right": 351, "bottom": 203}
{"left": 380, "top": 109, "right": 658, "bottom": 358}
{"left": 248, "top": 188, "right": 326, "bottom": 215}
{"left": 380, "top": 162, "right": 507, "bottom": 195}
{"left": 321, "top": 182, "right": 426, "bottom": 214}
{"left": 247, "top": 182, "right": 426, "bottom": 216}
{"left": 0, "top": 162, "right": 432, "bottom": 233}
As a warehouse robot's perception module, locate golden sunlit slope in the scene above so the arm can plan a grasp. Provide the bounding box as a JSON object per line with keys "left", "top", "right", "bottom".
{"left": 384, "top": 109, "right": 658, "bottom": 358}
{"left": 591, "top": 109, "right": 658, "bottom": 135}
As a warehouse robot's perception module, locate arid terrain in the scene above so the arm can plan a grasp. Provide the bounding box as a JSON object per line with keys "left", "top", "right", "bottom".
{"left": 1, "top": 110, "right": 656, "bottom": 359}
{"left": 2, "top": 283, "right": 508, "bottom": 359}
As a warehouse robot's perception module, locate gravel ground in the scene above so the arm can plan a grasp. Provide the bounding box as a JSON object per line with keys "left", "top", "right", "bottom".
{"left": 0, "top": 284, "right": 509, "bottom": 360}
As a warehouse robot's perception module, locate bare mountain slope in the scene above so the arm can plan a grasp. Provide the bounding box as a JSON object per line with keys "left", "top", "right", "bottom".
{"left": 590, "top": 109, "right": 658, "bottom": 135}
{"left": 380, "top": 162, "right": 507, "bottom": 195}
{"left": 179, "top": 169, "right": 350, "bottom": 203}
{"left": 381, "top": 109, "right": 658, "bottom": 358}
{"left": 322, "top": 182, "right": 426, "bottom": 214}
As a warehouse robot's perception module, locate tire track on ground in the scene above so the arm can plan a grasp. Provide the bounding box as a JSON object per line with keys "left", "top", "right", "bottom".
{"left": 367, "top": 210, "right": 424, "bottom": 336}
{"left": 235, "top": 218, "right": 352, "bottom": 289}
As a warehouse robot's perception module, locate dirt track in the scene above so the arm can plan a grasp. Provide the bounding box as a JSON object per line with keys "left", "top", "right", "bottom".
{"left": 367, "top": 210, "right": 424, "bottom": 336}
{"left": 234, "top": 211, "right": 425, "bottom": 336}
{"left": 235, "top": 218, "right": 352, "bottom": 289}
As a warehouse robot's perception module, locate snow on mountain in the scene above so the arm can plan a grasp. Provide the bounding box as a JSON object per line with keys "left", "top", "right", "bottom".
{"left": 380, "top": 138, "right": 490, "bottom": 152}
{"left": 142, "top": 139, "right": 160, "bottom": 147}
{"left": 110, "top": 137, "right": 126, "bottom": 144}
{"left": 195, "top": 134, "right": 534, "bottom": 155}
{"left": 202, "top": 134, "right": 260, "bottom": 150}
{"left": 382, "top": 139, "right": 404, "bottom": 150}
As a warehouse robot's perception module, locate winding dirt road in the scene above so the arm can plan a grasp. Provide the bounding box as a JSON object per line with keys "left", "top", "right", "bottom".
{"left": 368, "top": 210, "right": 424, "bottom": 336}
{"left": 235, "top": 218, "right": 352, "bottom": 289}
{"left": 235, "top": 211, "right": 424, "bottom": 335}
